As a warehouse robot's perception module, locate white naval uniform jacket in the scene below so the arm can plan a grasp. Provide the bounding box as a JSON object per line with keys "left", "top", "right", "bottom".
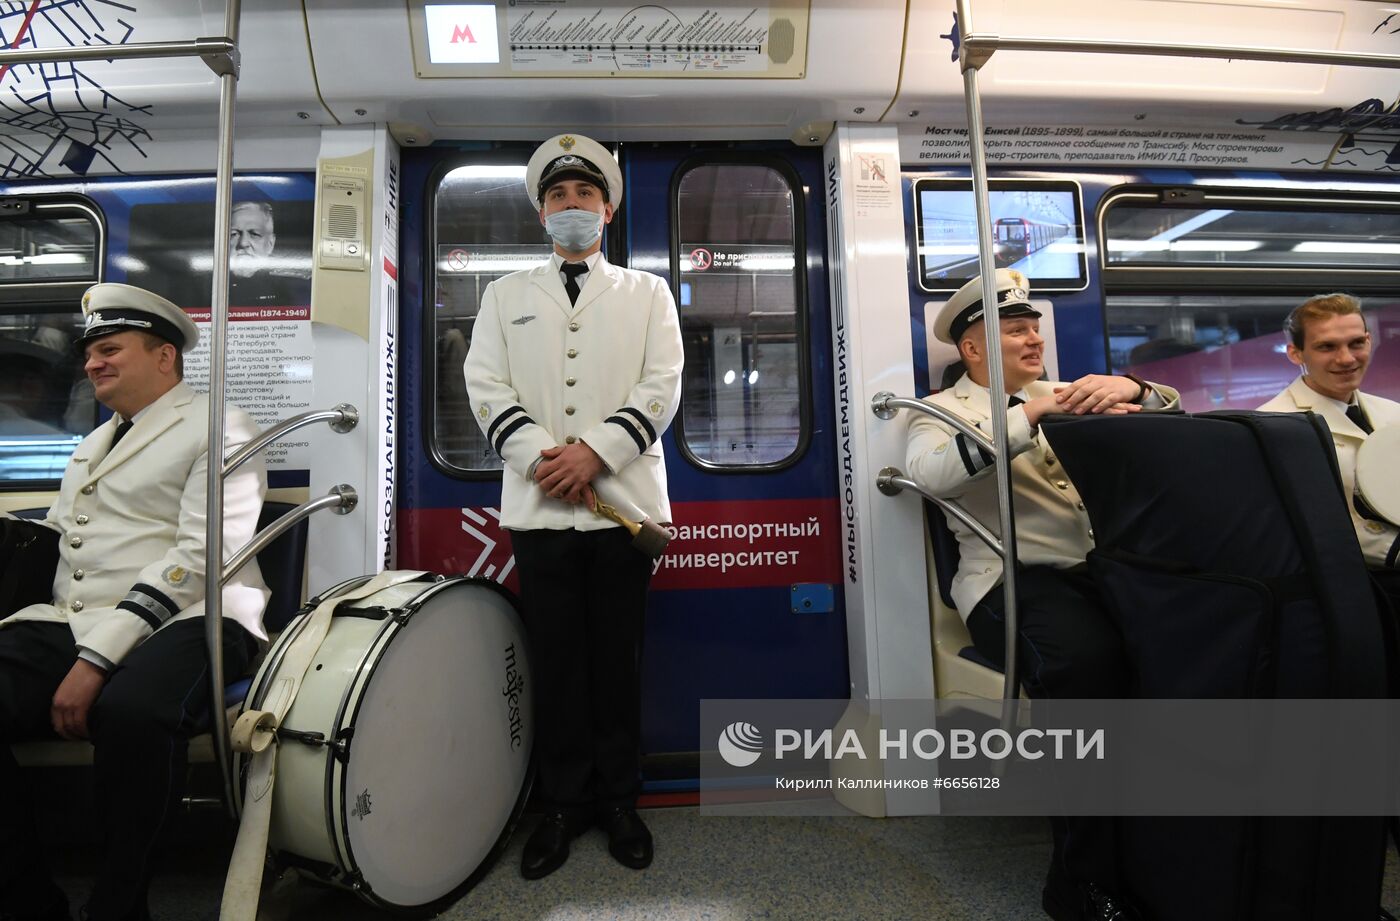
{"left": 464, "top": 256, "right": 684, "bottom": 530}
{"left": 1259, "top": 376, "right": 1400, "bottom": 568}
{"left": 905, "top": 374, "right": 1181, "bottom": 619}
{"left": 4, "top": 382, "right": 270, "bottom": 665}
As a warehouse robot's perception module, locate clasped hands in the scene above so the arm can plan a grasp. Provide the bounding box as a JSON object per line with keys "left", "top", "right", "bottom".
{"left": 534, "top": 441, "right": 605, "bottom": 506}
{"left": 1022, "top": 374, "right": 1146, "bottom": 426}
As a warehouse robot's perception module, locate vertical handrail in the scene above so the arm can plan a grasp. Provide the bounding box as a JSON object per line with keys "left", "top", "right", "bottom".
{"left": 204, "top": 0, "right": 242, "bottom": 819}
{"left": 956, "top": 0, "right": 1021, "bottom": 705}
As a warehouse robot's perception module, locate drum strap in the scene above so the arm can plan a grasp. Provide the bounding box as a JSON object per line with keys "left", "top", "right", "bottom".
{"left": 219, "top": 569, "right": 430, "bottom": 921}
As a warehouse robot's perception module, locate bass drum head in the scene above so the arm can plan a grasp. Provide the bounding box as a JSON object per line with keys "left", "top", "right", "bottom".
{"left": 337, "top": 578, "right": 532, "bottom": 911}
{"left": 1356, "top": 425, "right": 1400, "bottom": 527}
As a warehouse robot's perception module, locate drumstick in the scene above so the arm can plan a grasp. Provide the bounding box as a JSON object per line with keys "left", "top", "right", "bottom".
{"left": 589, "top": 480, "right": 671, "bottom": 559}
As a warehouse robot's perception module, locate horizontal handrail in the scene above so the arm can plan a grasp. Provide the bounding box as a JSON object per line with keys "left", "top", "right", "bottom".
{"left": 877, "top": 467, "right": 1005, "bottom": 559}
{"left": 962, "top": 33, "right": 1400, "bottom": 70}
{"left": 871, "top": 391, "right": 997, "bottom": 456}
{"left": 223, "top": 404, "right": 358, "bottom": 477}
{"left": 221, "top": 485, "right": 358, "bottom": 586}
{"left": 0, "top": 36, "right": 236, "bottom": 70}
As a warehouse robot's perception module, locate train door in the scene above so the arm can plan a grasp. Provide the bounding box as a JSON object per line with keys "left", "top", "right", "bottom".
{"left": 395, "top": 142, "right": 847, "bottom": 767}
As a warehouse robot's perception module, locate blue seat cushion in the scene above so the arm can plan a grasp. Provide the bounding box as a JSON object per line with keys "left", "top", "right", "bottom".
{"left": 224, "top": 676, "right": 253, "bottom": 709}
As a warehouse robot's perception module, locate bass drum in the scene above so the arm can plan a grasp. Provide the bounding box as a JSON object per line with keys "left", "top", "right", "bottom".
{"left": 236, "top": 572, "right": 532, "bottom": 914}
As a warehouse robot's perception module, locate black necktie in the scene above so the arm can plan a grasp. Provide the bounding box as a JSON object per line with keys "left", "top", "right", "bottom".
{"left": 1346, "top": 403, "right": 1373, "bottom": 435}
{"left": 561, "top": 262, "right": 588, "bottom": 306}
{"left": 109, "top": 418, "right": 134, "bottom": 450}
{"left": 1008, "top": 395, "right": 1025, "bottom": 408}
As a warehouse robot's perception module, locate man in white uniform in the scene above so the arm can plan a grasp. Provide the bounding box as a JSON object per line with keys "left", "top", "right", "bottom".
{"left": 1259, "top": 293, "right": 1400, "bottom": 610}
{"left": 464, "top": 134, "right": 683, "bottom": 879}
{"left": 0, "top": 284, "right": 268, "bottom": 921}
{"left": 906, "top": 269, "right": 1178, "bottom": 921}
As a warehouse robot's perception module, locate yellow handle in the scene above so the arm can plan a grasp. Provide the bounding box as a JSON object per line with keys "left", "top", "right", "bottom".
{"left": 591, "top": 495, "right": 641, "bottom": 537}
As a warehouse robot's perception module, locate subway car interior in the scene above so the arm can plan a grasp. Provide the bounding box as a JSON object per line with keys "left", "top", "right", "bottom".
{"left": 0, "top": 0, "right": 1399, "bottom": 918}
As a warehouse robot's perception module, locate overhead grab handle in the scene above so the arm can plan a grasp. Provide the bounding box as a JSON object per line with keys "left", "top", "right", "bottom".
{"left": 222, "top": 404, "right": 359, "bottom": 478}
{"left": 221, "top": 485, "right": 358, "bottom": 586}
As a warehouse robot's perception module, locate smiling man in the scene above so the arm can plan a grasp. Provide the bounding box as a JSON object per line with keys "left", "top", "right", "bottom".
{"left": 464, "top": 134, "right": 683, "bottom": 880}
{"left": 1259, "top": 294, "right": 1400, "bottom": 602}
{"left": 0, "top": 283, "right": 267, "bottom": 921}
{"left": 906, "top": 269, "right": 1178, "bottom": 921}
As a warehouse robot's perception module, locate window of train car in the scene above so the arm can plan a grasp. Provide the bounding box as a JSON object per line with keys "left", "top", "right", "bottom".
{"left": 429, "top": 158, "right": 553, "bottom": 474}
{"left": 1100, "top": 189, "right": 1400, "bottom": 413}
{"left": 672, "top": 159, "right": 809, "bottom": 469}
{"left": 0, "top": 200, "right": 103, "bottom": 486}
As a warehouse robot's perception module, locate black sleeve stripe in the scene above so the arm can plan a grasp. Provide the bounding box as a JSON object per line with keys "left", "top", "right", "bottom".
{"left": 605, "top": 415, "right": 648, "bottom": 454}
{"left": 486, "top": 405, "right": 525, "bottom": 443}
{"left": 117, "top": 600, "right": 163, "bottom": 630}
{"left": 135, "top": 582, "right": 180, "bottom": 620}
{"left": 493, "top": 416, "right": 533, "bottom": 455}
{"left": 954, "top": 433, "right": 994, "bottom": 477}
{"left": 617, "top": 407, "right": 658, "bottom": 445}
{"left": 116, "top": 581, "right": 180, "bottom": 630}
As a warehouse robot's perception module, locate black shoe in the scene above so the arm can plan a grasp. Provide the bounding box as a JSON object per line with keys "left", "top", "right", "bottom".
{"left": 598, "top": 806, "right": 653, "bottom": 870}
{"left": 521, "top": 811, "right": 583, "bottom": 880}
{"left": 1082, "top": 883, "right": 1137, "bottom": 921}
{"left": 1042, "top": 878, "right": 1139, "bottom": 921}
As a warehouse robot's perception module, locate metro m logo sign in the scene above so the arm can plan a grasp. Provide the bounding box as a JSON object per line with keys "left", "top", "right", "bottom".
{"left": 424, "top": 4, "right": 500, "bottom": 64}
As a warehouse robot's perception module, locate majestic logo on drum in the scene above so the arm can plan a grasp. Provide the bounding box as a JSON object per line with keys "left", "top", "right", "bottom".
{"left": 351, "top": 788, "right": 372, "bottom": 820}
{"left": 503, "top": 643, "right": 525, "bottom": 750}
{"left": 718, "top": 721, "right": 764, "bottom": 768}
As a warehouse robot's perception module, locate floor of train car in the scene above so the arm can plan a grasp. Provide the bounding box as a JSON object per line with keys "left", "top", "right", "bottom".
{"left": 31, "top": 769, "right": 1400, "bottom": 920}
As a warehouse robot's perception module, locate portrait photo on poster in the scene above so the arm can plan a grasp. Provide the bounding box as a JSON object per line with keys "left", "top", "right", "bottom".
{"left": 125, "top": 198, "right": 315, "bottom": 309}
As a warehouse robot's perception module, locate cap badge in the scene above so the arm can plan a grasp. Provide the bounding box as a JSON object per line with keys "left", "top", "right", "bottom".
{"left": 82, "top": 291, "right": 91, "bottom": 309}
{"left": 1010, "top": 287, "right": 1028, "bottom": 301}
{"left": 86, "top": 311, "right": 102, "bottom": 328}
{"left": 559, "top": 135, "right": 576, "bottom": 151}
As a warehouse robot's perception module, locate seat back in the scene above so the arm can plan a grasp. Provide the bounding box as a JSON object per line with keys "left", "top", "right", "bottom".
{"left": 254, "top": 500, "right": 308, "bottom": 635}
{"left": 923, "top": 499, "right": 958, "bottom": 610}
{"left": 921, "top": 500, "right": 1015, "bottom": 700}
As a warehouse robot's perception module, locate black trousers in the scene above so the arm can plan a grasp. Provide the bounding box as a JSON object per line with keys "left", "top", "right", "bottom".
{"left": 965, "top": 564, "right": 1131, "bottom": 892}
{"left": 0, "top": 618, "right": 253, "bottom": 921}
{"left": 511, "top": 527, "right": 653, "bottom": 816}
{"left": 1372, "top": 567, "right": 1400, "bottom": 619}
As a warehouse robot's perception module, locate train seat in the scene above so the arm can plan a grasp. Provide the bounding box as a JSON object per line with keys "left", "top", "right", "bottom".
{"left": 923, "top": 500, "right": 1021, "bottom": 701}
{"left": 10, "top": 501, "right": 308, "bottom": 768}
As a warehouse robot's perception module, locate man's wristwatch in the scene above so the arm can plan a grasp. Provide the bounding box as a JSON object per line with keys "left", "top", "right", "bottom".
{"left": 1123, "top": 373, "right": 1149, "bottom": 404}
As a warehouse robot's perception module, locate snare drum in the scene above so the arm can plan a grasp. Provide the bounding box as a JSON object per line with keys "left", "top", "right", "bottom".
{"left": 236, "top": 573, "right": 532, "bottom": 913}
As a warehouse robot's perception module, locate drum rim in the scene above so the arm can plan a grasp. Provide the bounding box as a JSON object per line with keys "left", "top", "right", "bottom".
{"left": 327, "top": 575, "right": 535, "bottom": 912}
{"left": 1356, "top": 427, "right": 1400, "bottom": 526}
